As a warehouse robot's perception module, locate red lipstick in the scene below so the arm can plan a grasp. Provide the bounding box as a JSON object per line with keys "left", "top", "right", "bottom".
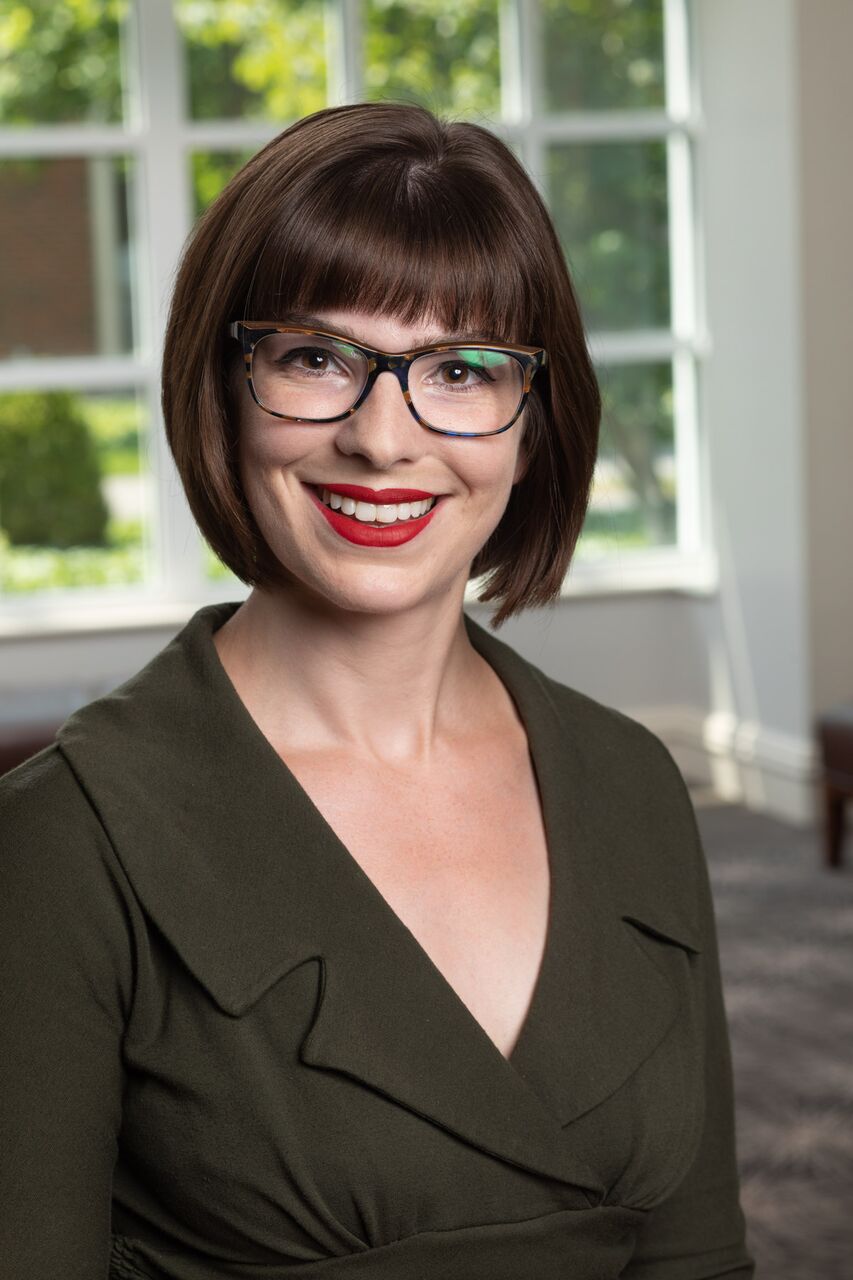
{"left": 313, "top": 484, "right": 436, "bottom": 503}
{"left": 304, "top": 483, "right": 442, "bottom": 548}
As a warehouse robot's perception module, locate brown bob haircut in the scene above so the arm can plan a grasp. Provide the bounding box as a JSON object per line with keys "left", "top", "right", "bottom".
{"left": 161, "top": 100, "right": 600, "bottom": 629}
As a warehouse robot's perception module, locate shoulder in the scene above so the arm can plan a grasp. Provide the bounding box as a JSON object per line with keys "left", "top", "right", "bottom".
{"left": 0, "top": 744, "right": 137, "bottom": 996}
{"left": 0, "top": 739, "right": 109, "bottom": 853}
{"left": 467, "top": 611, "right": 697, "bottom": 827}
{"left": 477, "top": 628, "right": 708, "bottom": 949}
{"left": 541, "top": 666, "right": 709, "bottom": 940}
{"left": 539, "top": 665, "right": 692, "bottom": 801}
{"left": 541, "top": 661, "right": 701, "bottom": 836}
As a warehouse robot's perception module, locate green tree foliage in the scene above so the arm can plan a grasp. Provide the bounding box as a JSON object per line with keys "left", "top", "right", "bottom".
{"left": 0, "top": 0, "right": 129, "bottom": 124}
{"left": 0, "top": 391, "right": 110, "bottom": 546}
{"left": 190, "top": 149, "right": 256, "bottom": 219}
{"left": 0, "top": 0, "right": 675, "bottom": 563}
{"left": 363, "top": 0, "right": 499, "bottom": 116}
{"left": 175, "top": 0, "right": 328, "bottom": 121}
{"left": 549, "top": 140, "right": 670, "bottom": 331}
{"left": 598, "top": 362, "right": 675, "bottom": 542}
{"left": 540, "top": 0, "right": 665, "bottom": 112}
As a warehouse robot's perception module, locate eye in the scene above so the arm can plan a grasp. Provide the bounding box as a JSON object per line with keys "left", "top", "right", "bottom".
{"left": 434, "top": 360, "right": 493, "bottom": 386}
{"left": 264, "top": 344, "right": 359, "bottom": 382}
{"left": 282, "top": 347, "right": 337, "bottom": 371}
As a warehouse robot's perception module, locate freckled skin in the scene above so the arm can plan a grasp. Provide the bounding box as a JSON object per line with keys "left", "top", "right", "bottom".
{"left": 215, "top": 305, "right": 544, "bottom": 1056}
{"left": 234, "top": 306, "right": 529, "bottom": 620}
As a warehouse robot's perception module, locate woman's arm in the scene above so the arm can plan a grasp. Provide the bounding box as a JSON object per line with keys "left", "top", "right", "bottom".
{"left": 620, "top": 771, "right": 756, "bottom": 1278}
{"left": 0, "top": 748, "right": 132, "bottom": 1278}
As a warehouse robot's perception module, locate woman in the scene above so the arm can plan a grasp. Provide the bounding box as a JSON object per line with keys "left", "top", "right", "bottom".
{"left": 0, "top": 102, "right": 755, "bottom": 1278}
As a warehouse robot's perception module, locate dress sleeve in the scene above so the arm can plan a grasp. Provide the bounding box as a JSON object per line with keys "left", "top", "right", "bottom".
{"left": 620, "top": 765, "right": 756, "bottom": 1279}
{"left": 0, "top": 748, "right": 133, "bottom": 1279}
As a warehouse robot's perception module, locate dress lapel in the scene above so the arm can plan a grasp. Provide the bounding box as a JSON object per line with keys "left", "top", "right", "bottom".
{"left": 56, "top": 600, "right": 701, "bottom": 1201}
{"left": 453, "top": 616, "right": 704, "bottom": 1130}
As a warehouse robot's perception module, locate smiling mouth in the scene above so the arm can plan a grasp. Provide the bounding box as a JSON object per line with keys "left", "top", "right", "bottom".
{"left": 312, "top": 485, "right": 440, "bottom": 527}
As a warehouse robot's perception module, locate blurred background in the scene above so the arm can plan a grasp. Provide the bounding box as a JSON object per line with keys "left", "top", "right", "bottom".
{"left": 0, "top": 1, "right": 851, "bottom": 1273}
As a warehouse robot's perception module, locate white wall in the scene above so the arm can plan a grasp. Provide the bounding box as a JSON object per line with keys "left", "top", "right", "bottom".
{"left": 482, "top": 0, "right": 823, "bottom": 825}
{"left": 797, "top": 0, "right": 853, "bottom": 717}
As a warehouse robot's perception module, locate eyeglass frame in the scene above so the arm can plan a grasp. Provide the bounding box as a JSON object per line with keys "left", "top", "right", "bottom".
{"left": 227, "top": 320, "right": 549, "bottom": 438}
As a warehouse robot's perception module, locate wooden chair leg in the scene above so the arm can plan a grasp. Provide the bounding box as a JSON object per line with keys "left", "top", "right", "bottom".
{"left": 824, "top": 785, "right": 846, "bottom": 869}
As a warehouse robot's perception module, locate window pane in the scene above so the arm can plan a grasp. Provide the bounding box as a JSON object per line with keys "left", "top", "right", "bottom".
{"left": 541, "top": 0, "right": 665, "bottom": 113}
{"left": 190, "top": 150, "right": 257, "bottom": 219}
{"left": 580, "top": 361, "right": 675, "bottom": 554}
{"left": 204, "top": 537, "right": 241, "bottom": 584}
{"left": 548, "top": 141, "right": 669, "bottom": 330}
{"left": 0, "top": 388, "right": 152, "bottom": 595}
{"left": 175, "top": 0, "right": 328, "bottom": 121}
{"left": 0, "top": 0, "right": 132, "bottom": 125}
{"left": 364, "top": 0, "right": 500, "bottom": 116}
{"left": 0, "top": 156, "right": 137, "bottom": 359}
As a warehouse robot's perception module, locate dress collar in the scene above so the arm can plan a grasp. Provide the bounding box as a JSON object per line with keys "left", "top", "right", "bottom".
{"left": 57, "top": 601, "right": 701, "bottom": 1201}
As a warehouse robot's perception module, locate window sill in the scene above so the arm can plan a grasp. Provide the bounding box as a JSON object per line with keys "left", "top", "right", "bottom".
{"left": 0, "top": 551, "right": 718, "bottom": 641}
{"left": 0, "top": 581, "right": 245, "bottom": 641}
{"left": 555, "top": 547, "right": 719, "bottom": 599}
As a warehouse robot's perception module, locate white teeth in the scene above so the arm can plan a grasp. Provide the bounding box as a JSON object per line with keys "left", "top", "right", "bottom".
{"left": 319, "top": 488, "right": 436, "bottom": 524}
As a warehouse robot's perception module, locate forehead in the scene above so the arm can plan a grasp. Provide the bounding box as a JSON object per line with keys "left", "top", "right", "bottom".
{"left": 274, "top": 308, "right": 499, "bottom": 351}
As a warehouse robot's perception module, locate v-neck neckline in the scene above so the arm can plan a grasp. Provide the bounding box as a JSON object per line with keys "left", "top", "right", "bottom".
{"left": 57, "top": 597, "right": 701, "bottom": 1186}
{"left": 208, "top": 603, "right": 565, "bottom": 1079}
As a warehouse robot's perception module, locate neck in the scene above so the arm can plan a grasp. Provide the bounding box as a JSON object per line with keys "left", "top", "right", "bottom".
{"left": 211, "top": 586, "right": 493, "bottom": 767}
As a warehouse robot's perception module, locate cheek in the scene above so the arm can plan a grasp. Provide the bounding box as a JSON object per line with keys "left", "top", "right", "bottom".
{"left": 457, "top": 441, "right": 524, "bottom": 506}
{"left": 234, "top": 424, "right": 301, "bottom": 542}
{"left": 236, "top": 416, "right": 313, "bottom": 489}
{"left": 442, "top": 405, "right": 523, "bottom": 472}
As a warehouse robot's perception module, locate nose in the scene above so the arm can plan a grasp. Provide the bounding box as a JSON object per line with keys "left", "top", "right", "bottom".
{"left": 333, "top": 369, "right": 424, "bottom": 467}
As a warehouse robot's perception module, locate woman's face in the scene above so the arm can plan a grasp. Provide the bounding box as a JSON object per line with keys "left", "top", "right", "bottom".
{"left": 235, "top": 306, "right": 530, "bottom": 617}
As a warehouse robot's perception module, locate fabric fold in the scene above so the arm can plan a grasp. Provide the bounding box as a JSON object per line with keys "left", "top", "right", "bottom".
{"left": 111, "top": 1204, "right": 645, "bottom": 1280}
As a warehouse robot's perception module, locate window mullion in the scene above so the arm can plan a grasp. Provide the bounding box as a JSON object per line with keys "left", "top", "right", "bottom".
{"left": 672, "top": 349, "right": 702, "bottom": 554}
{"left": 496, "top": 1, "right": 547, "bottom": 206}
{"left": 327, "top": 0, "right": 364, "bottom": 105}
{"left": 499, "top": 0, "right": 525, "bottom": 123}
{"left": 538, "top": 110, "right": 687, "bottom": 141}
{"left": 664, "top": 0, "right": 692, "bottom": 121}
{"left": 0, "top": 125, "right": 133, "bottom": 157}
{"left": 664, "top": 0, "right": 702, "bottom": 558}
{"left": 0, "top": 356, "right": 145, "bottom": 394}
{"left": 134, "top": 0, "right": 205, "bottom": 603}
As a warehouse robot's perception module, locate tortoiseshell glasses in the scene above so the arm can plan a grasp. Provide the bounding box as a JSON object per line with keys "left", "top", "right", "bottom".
{"left": 228, "top": 321, "right": 548, "bottom": 438}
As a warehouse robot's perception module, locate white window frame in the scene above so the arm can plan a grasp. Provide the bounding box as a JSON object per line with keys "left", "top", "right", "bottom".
{"left": 0, "top": 0, "right": 713, "bottom": 638}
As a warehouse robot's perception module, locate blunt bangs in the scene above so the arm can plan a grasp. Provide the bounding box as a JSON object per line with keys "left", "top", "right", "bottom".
{"left": 241, "top": 137, "right": 541, "bottom": 345}
{"left": 161, "top": 101, "right": 601, "bottom": 628}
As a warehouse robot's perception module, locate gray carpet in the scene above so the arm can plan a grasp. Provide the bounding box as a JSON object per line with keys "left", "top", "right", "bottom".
{"left": 690, "top": 789, "right": 853, "bottom": 1278}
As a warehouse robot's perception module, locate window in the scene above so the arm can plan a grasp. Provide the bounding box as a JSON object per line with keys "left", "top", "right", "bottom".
{"left": 0, "top": 0, "right": 705, "bottom": 629}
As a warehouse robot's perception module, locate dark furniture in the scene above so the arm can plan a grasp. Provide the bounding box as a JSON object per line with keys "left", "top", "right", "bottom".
{"left": 816, "top": 702, "right": 853, "bottom": 869}
{"left": 0, "top": 721, "right": 64, "bottom": 779}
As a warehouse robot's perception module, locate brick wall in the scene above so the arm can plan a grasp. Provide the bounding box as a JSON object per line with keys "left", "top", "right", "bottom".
{"left": 0, "top": 156, "right": 95, "bottom": 358}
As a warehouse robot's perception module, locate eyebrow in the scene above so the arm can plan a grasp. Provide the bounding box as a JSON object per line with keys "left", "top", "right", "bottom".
{"left": 272, "top": 312, "right": 500, "bottom": 347}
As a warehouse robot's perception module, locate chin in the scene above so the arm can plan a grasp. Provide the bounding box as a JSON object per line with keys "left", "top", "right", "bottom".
{"left": 294, "top": 560, "right": 462, "bottom": 619}
{"left": 321, "top": 570, "right": 442, "bottom": 617}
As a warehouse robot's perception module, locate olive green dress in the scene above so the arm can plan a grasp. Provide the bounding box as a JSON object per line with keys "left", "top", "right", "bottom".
{"left": 0, "top": 601, "right": 755, "bottom": 1278}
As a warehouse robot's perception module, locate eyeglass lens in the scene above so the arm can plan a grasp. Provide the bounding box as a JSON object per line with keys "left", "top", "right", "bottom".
{"left": 250, "top": 332, "right": 525, "bottom": 432}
